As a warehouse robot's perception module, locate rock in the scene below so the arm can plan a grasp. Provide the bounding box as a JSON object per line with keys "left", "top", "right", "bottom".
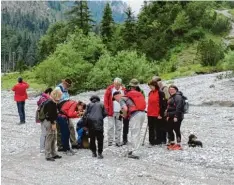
{"left": 209, "top": 84, "right": 215, "bottom": 88}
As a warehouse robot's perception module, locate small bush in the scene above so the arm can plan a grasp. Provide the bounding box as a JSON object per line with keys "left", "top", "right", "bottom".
{"left": 197, "top": 39, "right": 225, "bottom": 66}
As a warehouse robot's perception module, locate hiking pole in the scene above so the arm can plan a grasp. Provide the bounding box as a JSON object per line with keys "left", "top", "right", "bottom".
{"left": 142, "top": 110, "right": 148, "bottom": 146}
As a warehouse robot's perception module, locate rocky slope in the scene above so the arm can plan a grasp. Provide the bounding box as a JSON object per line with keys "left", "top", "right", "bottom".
{"left": 1, "top": 72, "right": 234, "bottom": 185}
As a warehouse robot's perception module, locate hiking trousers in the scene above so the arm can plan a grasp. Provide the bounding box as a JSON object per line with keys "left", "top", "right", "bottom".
{"left": 89, "top": 129, "right": 104, "bottom": 154}
{"left": 40, "top": 123, "right": 47, "bottom": 150}
{"left": 108, "top": 113, "right": 122, "bottom": 145}
{"left": 148, "top": 116, "right": 167, "bottom": 145}
{"left": 69, "top": 118, "right": 79, "bottom": 146}
{"left": 128, "top": 111, "right": 145, "bottom": 152}
{"left": 57, "top": 116, "right": 70, "bottom": 151}
{"left": 43, "top": 120, "right": 58, "bottom": 158}
{"left": 16, "top": 101, "right": 25, "bottom": 123}
{"left": 123, "top": 118, "right": 129, "bottom": 143}
{"left": 167, "top": 118, "right": 182, "bottom": 144}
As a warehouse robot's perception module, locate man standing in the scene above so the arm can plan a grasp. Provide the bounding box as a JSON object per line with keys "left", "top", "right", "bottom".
{"left": 113, "top": 81, "right": 146, "bottom": 159}
{"left": 104, "top": 77, "right": 125, "bottom": 147}
{"left": 122, "top": 79, "right": 145, "bottom": 145}
{"left": 55, "top": 79, "right": 78, "bottom": 150}
{"left": 12, "top": 77, "right": 29, "bottom": 124}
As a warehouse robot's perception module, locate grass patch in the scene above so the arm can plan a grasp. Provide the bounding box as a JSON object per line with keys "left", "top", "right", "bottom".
{"left": 1, "top": 71, "right": 47, "bottom": 92}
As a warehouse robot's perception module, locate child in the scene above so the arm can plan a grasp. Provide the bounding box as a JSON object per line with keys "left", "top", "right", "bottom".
{"left": 76, "top": 102, "right": 89, "bottom": 149}
{"left": 84, "top": 95, "right": 107, "bottom": 159}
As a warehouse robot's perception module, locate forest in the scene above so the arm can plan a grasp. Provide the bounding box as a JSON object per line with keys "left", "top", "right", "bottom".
{"left": 2, "top": 1, "right": 234, "bottom": 92}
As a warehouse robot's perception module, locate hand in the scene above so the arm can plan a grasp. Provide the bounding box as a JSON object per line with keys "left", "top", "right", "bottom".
{"left": 51, "top": 124, "right": 56, "bottom": 130}
{"left": 166, "top": 117, "right": 169, "bottom": 121}
{"left": 174, "top": 117, "right": 178, "bottom": 122}
{"left": 158, "top": 116, "right": 162, "bottom": 119}
{"left": 83, "top": 127, "right": 88, "bottom": 131}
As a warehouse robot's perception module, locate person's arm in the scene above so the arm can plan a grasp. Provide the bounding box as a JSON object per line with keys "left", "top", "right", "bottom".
{"left": 22, "top": 81, "right": 29, "bottom": 89}
{"left": 104, "top": 87, "right": 111, "bottom": 113}
{"left": 12, "top": 85, "right": 16, "bottom": 91}
{"left": 159, "top": 91, "right": 166, "bottom": 117}
{"left": 174, "top": 95, "right": 183, "bottom": 118}
{"left": 119, "top": 99, "right": 128, "bottom": 118}
{"left": 102, "top": 104, "right": 108, "bottom": 118}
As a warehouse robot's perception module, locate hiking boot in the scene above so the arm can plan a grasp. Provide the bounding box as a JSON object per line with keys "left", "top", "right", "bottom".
{"left": 53, "top": 155, "right": 62, "bottom": 159}
{"left": 173, "top": 144, "right": 182, "bottom": 150}
{"left": 17, "top": 121, "right": 25, "bottom": 125}
{"left": 167, "top": 144, "right": 175, "bottom": 150}
{"left": 128, "top": 154, "right": 140, "bottom": 159}
{"left": 98, "top": 153, "right": 104, "bottom": 159}
{"left": 46, "top": 157, "right": 55, "bottom": 162}
{"left": 58, "top": 147, "right": 65, "bottom": 152}
{"left": 65, "top": 149, "right": 75, "bottom": 156}
{"left": 122, "top": 141, "right": 128, "bottom": 145}
{"left": 72, "top": 145, "right": 79, "bottom": 149}
{"left": 92, "top": 152, "right": 97, "bottom": 157}
{"left": 116, "top": 143, "right": 122, "bottom": 147}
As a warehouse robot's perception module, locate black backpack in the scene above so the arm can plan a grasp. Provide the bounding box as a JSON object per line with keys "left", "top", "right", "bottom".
{"left": 37, "top": 100, "right": 50, "bottom": 122}
{"left": 173, "top": 93, "right": 189, "bottom": 114}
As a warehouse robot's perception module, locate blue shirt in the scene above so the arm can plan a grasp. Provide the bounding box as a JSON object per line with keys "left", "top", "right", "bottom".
{"left": 55, "top": 83, "right": 70, "bottom": 103}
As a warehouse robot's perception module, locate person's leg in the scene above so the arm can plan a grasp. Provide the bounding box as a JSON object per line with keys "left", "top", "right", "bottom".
{"left": 60, "top": 117, "right": 70, "bottom": 151}
{"left": 167, "top": 118, "right": 175, "bottom": 145}
{"left": 160, "top": 119, "right": 167, "bottom": 144}
{"left": 56, "top": 119, "right": 62, "bottom": 149}
{"left": 129, "top": 112, "right": 145, "bottom": 153}
{"left": 107, "top": 116, "right": 114, "bottom": 146}
{"left": 51, "top": 129, "right": 58, "bottom": 157}
{"left": 174, "top": 120, "right": 182, "bottom": 144}
{"left": 68, "top": 119, "right": 78, "bottom": 147}
{"left": 22, "top": 101, "right": 25, "bottom": 122}
{"left": 89, "top": 129, "right": 97, "bottom": 156}
{"left": 148, "top": 116, "right": 156, "bottom": 145}
{"left": 155, "top": 118, "right": 162, "bottom": 145}
{"left": 122, "top": 118, "right": 129, "bottom": 144}
{"left": 40, "top": 123, "right": 47, "bottom": 151}
{"left": 44, "top": 120, "right": 54, "bottom": 160}
{"left": 97, "top": 130, "right": 104, "bottom": 158}
{"left": 114, "top": 113, "right": 122, "bottom": 146}
{"left": 16, "top": 102, "right": 24, "bottom": 123}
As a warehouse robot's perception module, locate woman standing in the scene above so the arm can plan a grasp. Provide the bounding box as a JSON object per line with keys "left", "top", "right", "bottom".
{"left": 166, "top": 85, "right": 184, "bottom": 150}
{"left": 36, "top": 88, "right": 53, "bottom": 153}
{"left": 147, "top": 80, "right": 167, "bottom": 146}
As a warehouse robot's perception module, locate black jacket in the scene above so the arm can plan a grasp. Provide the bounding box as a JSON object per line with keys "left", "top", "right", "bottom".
{"left": 84, "top": 96, "right": 107, "bottom": 132}
{"left": 43, "top": 99, "right": 58, "bottom": 124}
{"left": 167, "top": 92, "right": 184, "bottom": 120}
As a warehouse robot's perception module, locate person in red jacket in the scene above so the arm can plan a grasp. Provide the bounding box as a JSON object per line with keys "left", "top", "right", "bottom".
{"left": 12, "top": 77, "right": 29, "bottom": 124}
{"left": 57, "top": 100, "right": 82, "bottom": 155}
{"left": 147, "top": 80, "right": 167, "bottom": 146}
{"left": 104, "top": 77, "right": 126, "bottom": 146}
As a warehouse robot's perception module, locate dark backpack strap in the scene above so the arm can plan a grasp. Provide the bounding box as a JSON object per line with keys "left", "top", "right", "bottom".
{"left": 58, "top": 85, "right": 65, "bottom": 93}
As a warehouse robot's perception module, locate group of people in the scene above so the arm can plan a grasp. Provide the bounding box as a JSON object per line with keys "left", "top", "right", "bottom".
{"left": 12, "top": 75, "right": 186, "bottom": 161}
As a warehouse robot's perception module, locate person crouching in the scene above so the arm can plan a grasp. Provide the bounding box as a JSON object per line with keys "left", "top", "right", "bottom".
{"left": 84, "top": 95, "right": 107, "bottom": 159}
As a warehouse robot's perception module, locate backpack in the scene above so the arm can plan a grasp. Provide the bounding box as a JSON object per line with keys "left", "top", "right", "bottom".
{"left": 182, "top": 95, "right": 189, "bottom": 114}
{"left": 173, "top": 93, "right": 189, "bottom": 114}
{"left": 126, "top": 90, "right": 146, "bottom": 111}
{"left": 37, "top": 100, "right": 49, "bottom": 122}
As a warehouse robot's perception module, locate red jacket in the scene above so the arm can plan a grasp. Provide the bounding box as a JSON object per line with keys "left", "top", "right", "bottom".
{"left": 147, "top": 90, "right": 160, "bottom": 117}
{"left": 60, "top": 100, "right": 79, "bottom": 118}
{"left": 12, "top": 81, "right": 29, "bottom": 102}
{"left": 104, "top": 84, "right": 126, "bottom": 116}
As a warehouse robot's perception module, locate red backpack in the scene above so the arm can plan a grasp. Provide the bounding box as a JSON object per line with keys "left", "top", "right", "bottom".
{"left": 126, "top": 90, "right": 146, "bottom": 111}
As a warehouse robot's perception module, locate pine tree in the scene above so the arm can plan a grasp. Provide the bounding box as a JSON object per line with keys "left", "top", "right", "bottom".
{"left": 67, "top": 0, "right": 93, "bottom": 35}
{"left": 121, "top": 7, "right": 137, "bottom": 49}
{"left": 100, "top": 2, "right": 114, "bottom": 43}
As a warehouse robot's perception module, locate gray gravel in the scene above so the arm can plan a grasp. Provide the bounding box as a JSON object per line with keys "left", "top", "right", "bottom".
{"left": 1, "top": 72, "right": 234, "bottom": 185}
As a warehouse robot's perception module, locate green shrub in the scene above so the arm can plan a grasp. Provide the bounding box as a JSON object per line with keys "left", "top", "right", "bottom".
{"left": 211, "top": 15, "right": 231, "bottom": 34}
{"left": 86, "top": 51, "right": 156, "bottom": 90}
{"left": 197, "top": 39, "right": 225, "bottom": 66}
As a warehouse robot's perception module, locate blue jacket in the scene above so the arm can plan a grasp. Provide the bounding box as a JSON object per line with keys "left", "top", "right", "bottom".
{"left": 55, "top": 83, "right": 70, "bottom": 103}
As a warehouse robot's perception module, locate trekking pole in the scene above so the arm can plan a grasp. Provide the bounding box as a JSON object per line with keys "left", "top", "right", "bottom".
{"left": 142, "top": 110, "right": 148, "bottom": 146}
